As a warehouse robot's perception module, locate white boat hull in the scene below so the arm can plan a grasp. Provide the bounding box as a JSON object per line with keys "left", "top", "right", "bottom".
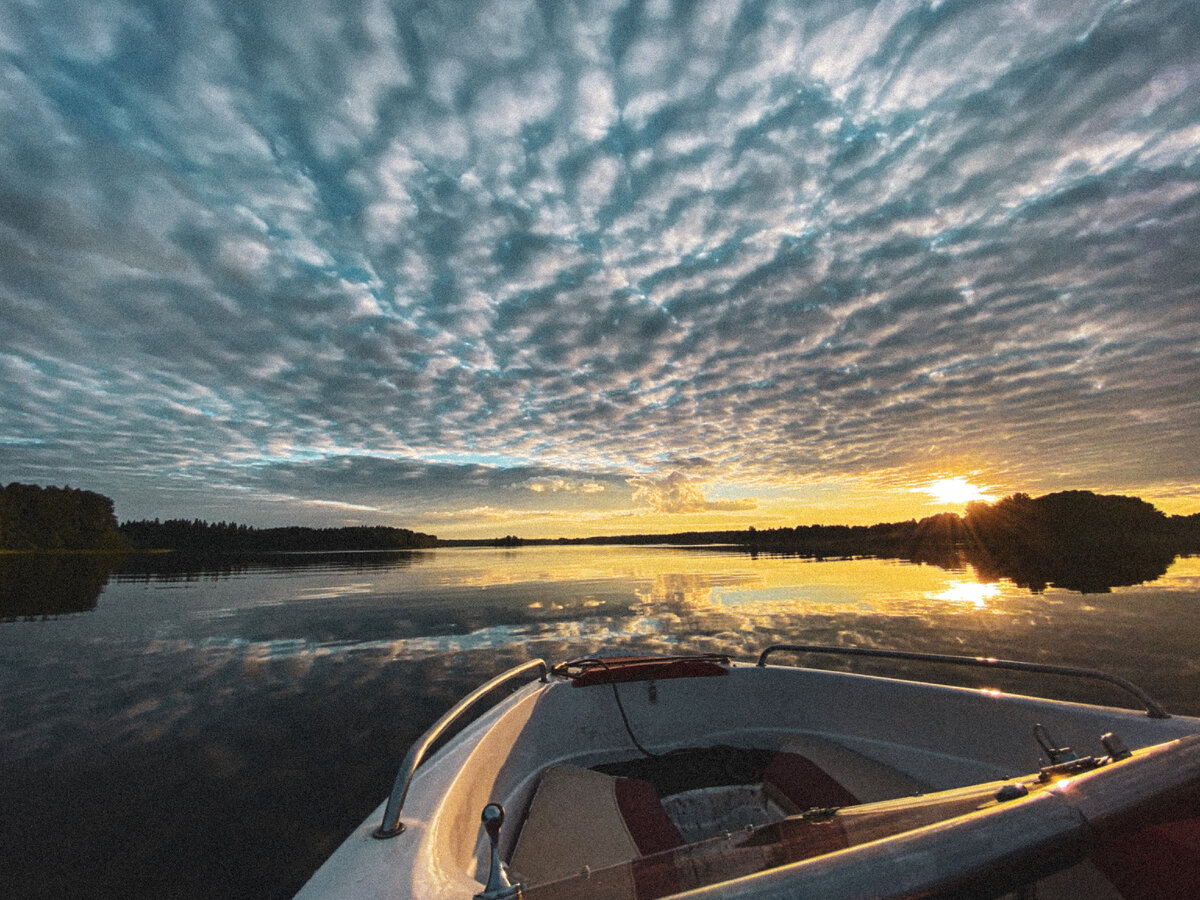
{"left": 294, "top": 653, "right": 1200, "bottom": 899}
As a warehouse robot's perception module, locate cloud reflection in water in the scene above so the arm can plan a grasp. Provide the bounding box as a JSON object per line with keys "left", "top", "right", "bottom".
{"left": 2, "top": 548, "right": 1200, "bottom": 900}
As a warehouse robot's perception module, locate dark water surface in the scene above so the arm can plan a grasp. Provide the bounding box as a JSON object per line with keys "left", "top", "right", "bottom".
{"left": 2, "top": 546, "right": 1199, "bottom": 899}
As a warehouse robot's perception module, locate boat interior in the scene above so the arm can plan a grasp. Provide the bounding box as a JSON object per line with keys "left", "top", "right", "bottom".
{"left": 296, "top": 648, "right": 1200, "bottom": 900}
{"left": 506, "top": 740, "right": 927, "bottom": 888}
{"left": 475, "top": 654, "right": 1200, "bottom": 900}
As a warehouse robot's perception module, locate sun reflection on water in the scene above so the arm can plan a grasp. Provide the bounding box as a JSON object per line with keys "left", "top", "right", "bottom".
{"left": 932, "top": 581, "right": 1002, "bottom": 608}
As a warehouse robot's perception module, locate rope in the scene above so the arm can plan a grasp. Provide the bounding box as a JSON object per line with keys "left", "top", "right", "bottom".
{"left": 551, "top": 655, "right": 731, "bottom": 759}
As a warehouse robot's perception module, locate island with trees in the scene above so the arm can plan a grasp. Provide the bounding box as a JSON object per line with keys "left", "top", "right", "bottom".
{"left": 119, "top": 518, "right": 438, "bottom": 553}
{"left": 1, "top": 483, "right": 439, "bottom": 617}
{"left": 0, "top": 482, "right": 437, "bottom": 554}
{"left": 0, "top": 483, "right": 130, "bottom": 552}
{"left": 489, "top": 490, "right": 1200, "bottom": 593}
{"left": 4, "top": 480, "right": 1200, "bottom": 594}
{"left": 726, "top": 490, "right": 1200, "bottom": 593}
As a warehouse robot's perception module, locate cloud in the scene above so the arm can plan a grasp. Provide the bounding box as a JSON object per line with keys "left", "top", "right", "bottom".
{"left": 299, "top": 499, "right": 384, "bottom": 513}
{"left": 1, "top": 0, "right": 1199, "bottom": 530}
{"left": 424, "top": 505, "right": 511, "bottom": 523}
{"left": 525, "top": 477, "right": 605, "bottom": 494}
{"left": 628, "top": 472, "right": 757, "bottom": 515}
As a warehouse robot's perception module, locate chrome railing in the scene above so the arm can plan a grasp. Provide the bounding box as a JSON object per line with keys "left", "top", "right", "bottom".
{"left": 374, "top": 658, "right": 550, "bottom": 838}
{"left": 756, "top": 644, "right": 1170, "bottom": 719}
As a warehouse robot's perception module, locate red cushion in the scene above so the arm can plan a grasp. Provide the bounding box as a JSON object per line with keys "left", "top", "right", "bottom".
{"left": 613, "top": 776, "right": 685, "bottom": 855}
{"left": 763, "top": 751, "right": 859, "bottom": 810}
{"left": 1092, "top": 817, "right": 1200, "bottom": 899}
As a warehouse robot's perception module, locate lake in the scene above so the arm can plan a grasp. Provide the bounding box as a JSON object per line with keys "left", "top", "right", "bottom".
{"left": 2, "top": 545, "right": 1199, "bottom": 899}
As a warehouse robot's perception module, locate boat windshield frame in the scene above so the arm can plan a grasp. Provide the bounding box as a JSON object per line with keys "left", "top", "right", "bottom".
{"left": 756, "top": 644, "right": 1170, "bottom": 719}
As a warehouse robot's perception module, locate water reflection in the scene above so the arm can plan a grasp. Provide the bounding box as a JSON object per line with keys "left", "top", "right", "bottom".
{"left": 2, "top": 546, "right": 1200, "bottom": 900}
{"left": 0, "top": 550, "right": 432, "bottom": 620}
{"left": 932, "top": 581, "right": 1001, "bottom": 608}
{"left": 962, "top": 540, "right": 1178, "bottom": 593}
{"left": 113, "top": 548, "right": 428, "bottom": 581}
{"left": 620, "top": 557, "right": 1009, "bottom": 625}
{"left": 0, "top": 552, "right": 125, "bottom": 620}
{"left": 0, "top": 536, "right": 1186, "bottom": 627}
{"left": 875, "top": 532, "right": 1177, "bottom": 594}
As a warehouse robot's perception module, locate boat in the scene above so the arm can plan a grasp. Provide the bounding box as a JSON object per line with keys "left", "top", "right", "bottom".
{"left": 293, "top": 645, "right": 1200, "bottom": 899}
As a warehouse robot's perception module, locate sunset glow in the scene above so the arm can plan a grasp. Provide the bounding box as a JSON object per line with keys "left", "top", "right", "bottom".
{"left": 919, "top": 479, "right": 994, "bottom": 507}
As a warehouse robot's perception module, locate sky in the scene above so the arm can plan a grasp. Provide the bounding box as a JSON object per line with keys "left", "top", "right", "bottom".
{"left": 2, "top": 0, "right": 1199, "bottom": 539}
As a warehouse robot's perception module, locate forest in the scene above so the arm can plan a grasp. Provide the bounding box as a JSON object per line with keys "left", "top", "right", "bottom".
{"left": 0, "top": 483, "right": 129, "bottom": 551}
{"left": 523, "top": 490, "right": 1200, "bottom": 593}
{"left": 0, "top": 482, "right": 436, "bottom": 552}
{"left": 119, "top": 519, "right": 438, "bottom": 552}
{"left": 5, "top": 482, "right": 1200, "bottom": 592}
{"left": 525, "top": 491, "right": 1197, "bottom": 552}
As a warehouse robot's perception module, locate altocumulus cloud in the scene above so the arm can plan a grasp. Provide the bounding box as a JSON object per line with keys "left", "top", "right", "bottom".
{"left": 629, "top": 473, "right": 757, "bottom": 515}
{"left": 1, "top": 0, "right": 1199, "bottom": 531}
{"left": 525, "top": 477, "right": 605, "bottom": 495}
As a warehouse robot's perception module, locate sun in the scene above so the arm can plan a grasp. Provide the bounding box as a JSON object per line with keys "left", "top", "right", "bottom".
{"left": 920, "top": 477, "right": 992, "bottom": 506}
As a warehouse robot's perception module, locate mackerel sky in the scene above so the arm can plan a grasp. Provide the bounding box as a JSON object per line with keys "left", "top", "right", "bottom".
{"left": 2, "top": 0, "right": 1199, "bottom": 538}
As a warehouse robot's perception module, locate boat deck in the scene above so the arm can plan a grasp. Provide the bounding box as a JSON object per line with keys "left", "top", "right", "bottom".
{"left": 294, "top": 651, "right": 1200, "bottom": 900}
{"left": 506, "top": 738, "right": 1140, "bottom": 900}
{"left": 507, "top": 739, "right": 926, "bottom": 887}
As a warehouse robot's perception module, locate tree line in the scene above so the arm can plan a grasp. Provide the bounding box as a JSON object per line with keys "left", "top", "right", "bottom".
{"left": 119, "top": 519, "right": 437, "bottom": 552}
{"left": 720, "top": 491, "right": 1199, "bottom": 593}
{"left": 5, "top": 481, "right": 1199, "bottom": 587}
{"left": 0, "top": 483, "right": 129, "bottom": 551}
{"left": 1, "top": 482, "right": 437, "bottom": 552}
{"left": 526, "top": 490, "right": 1199, "bottom": 555}
{"left": 516, "top": 490, "right": 1199, "bottom": 593}
{"left": 730, "top": 490, "right": 1191, "bottom": 549}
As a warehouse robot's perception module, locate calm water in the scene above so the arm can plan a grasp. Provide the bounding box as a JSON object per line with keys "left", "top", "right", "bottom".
{"left": 2, "top": 546, "right": 1199, "bottom": 899}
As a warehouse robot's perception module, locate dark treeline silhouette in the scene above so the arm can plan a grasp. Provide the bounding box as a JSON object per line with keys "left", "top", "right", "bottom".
{"left": 735, "top": 492, "right": 1183, "bottom": 549}
{"left": 531, "top": 490, "right": 1200, "bottom": 593}
{"left": 7, "top": 480, "right": 1200, "bottom": 594}
{"left": 120, "top": 518, "right": 437, "bottom": 552}
{"left": 2, "top": 483, "right": 439, "bottom": 554}
{"left": 731, "top": 491, "right": 1197, "bottom": 593}
{"left": 0, "top": 482, "right": 129, "bottom": 551}
{"left": 955, "top": 491, "right": 1188, "bottom": 593}
{"left": 537, "top": 520, "right": 928, "bottom": 554}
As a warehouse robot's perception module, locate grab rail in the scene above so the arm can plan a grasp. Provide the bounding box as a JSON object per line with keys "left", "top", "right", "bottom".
{"left": 756, "top": 644, "right": 1170, "bottom": 719}
{"left": 374, "top": 658, "right": 550, "bottom": 838}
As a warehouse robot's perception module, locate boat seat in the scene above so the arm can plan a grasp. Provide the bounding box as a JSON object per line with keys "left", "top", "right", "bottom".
{"left": 507, "top": 765, "right": 684, "bottom": 885}
{"left": 764, "top": 735, "right": 929, "bottom": 812}
{"left": 1090, "top": 816, "right": 1200, "bottom": 900}
{"left": 509, "top": 741, "right": 927, "bottom": 887}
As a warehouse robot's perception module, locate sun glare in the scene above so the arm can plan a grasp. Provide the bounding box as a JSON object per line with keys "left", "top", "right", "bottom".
{"left": 920, "top": 477, "right": 992, "bottom": 505}
{"left": 934, "top": 581, "right": 1001, "bottom": 608}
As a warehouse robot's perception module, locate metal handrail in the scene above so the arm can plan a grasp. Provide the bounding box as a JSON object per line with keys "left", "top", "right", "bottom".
{"left": 755, "top": 644, "right": 1170, "bottom": 719}
{"left": 374, "top": 658, "right": 550, "bottom": 838}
